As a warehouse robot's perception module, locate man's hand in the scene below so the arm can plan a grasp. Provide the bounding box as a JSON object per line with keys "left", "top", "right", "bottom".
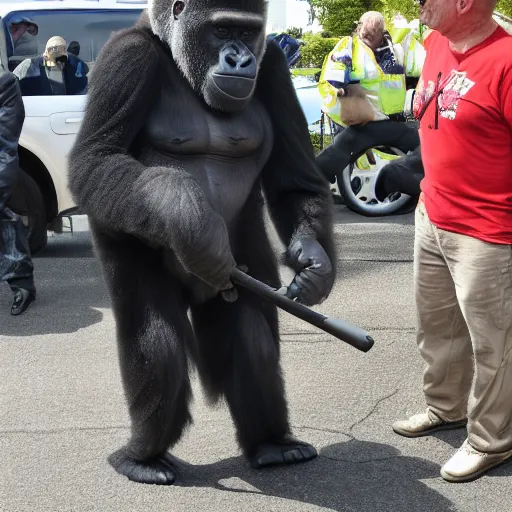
{"left": 285, "top": 238, "right": 334, "bottom": 306}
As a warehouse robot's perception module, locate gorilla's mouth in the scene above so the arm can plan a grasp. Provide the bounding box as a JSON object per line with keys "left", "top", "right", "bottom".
{"left": 212, "top": 73, "right": 255, "bottom": 99}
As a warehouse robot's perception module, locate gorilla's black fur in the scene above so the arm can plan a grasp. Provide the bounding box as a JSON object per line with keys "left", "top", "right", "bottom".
{"left": 68, "top": 0, "right": 336, "bottom": 485}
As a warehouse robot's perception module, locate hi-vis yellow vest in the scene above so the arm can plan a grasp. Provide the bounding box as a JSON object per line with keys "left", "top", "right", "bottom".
{"left": 318, "top": 35, "right": 407, "bottom": 126}
{"left": 388, "top": 22, "right": 427, "bottom": 78}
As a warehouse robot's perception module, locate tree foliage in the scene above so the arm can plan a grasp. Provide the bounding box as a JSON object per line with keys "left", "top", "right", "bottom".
{"left": 309, "top": 0, "right": 378, "bottom": 37}
{"left": 496, "top": 0, "right": 512, "bottom": 17}
{"left": 296, "top": 32, "right": 339, "bottom": 67}
{"left": 380, "top": 0, "right": 419, "bottom": 22}
{"left": 296, "top": 0, "right": 512, "bottom": 69}
{"left": 286, "top": 26, "right": 304, "bottom": 39}
{"left": 306, "top": 0, "right": 512, "bottom": 35}
{"left": 305, "top": 0, "right": 426, "bottom": 37}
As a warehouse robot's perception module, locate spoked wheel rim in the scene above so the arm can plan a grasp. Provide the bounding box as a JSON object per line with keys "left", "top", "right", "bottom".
{"left": 339, "top": 146, "right": 412, "bottom": 216}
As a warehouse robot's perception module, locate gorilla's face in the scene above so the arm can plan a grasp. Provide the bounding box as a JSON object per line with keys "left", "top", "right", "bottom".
{"left": 148, "top": 0, "right": 267, "bottom": 112}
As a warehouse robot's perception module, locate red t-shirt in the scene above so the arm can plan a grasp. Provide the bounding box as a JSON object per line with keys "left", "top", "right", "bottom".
{"left": 413, "top": 26, "right": 512, "bottom": 244}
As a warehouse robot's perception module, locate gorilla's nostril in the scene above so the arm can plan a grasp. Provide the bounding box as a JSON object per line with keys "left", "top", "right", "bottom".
{"left": 218, "top": 42, "right": 257, "bottom": 79}
{"left": 225, "top": 55, "right": 237, "bottom": 67}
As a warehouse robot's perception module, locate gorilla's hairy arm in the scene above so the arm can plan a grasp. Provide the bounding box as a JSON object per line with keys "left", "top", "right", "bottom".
{"left": 68, "top": 28, "right": 234, "bottom": 291}
{"left": 257, "top": 42, "right": 336, "bottom": 303}
{"left": 257, "top": 42, "right": 334, "bottom": 258}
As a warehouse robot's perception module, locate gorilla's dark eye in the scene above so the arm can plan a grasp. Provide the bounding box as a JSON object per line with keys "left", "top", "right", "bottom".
{"left": 241, "top": 30, "right": 254, "bottom": 38}
{"left": 214, "top": 27, "right": 230, "bottom": 39}
{"left": 173, "top": 0, "right": 185, "bottom": 19}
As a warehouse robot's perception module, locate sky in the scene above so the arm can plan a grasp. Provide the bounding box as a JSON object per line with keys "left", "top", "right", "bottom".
{"left": 266, "top": 0, "right": 312, "bottom": 31}
{"left": 286, "top": 0, "right": 310, "bottom": 28}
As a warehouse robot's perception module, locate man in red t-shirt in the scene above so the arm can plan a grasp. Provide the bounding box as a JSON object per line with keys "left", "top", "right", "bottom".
{"left": 391, "top": 0, "right": 512, "bottom": 483}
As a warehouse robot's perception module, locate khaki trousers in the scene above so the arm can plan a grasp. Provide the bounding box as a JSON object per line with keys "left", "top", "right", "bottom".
{"left": 414, "top": 200, "right": 512, "bottom": 453}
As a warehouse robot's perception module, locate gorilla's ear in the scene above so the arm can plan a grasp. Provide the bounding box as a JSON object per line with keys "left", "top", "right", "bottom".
{"left": 173, "top": 0, "right": 185, "bottom": 19}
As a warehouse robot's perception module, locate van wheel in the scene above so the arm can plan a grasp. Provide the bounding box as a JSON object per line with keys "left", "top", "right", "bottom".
{"left": 10, "top": 170, "right": 48, "bottom": 255}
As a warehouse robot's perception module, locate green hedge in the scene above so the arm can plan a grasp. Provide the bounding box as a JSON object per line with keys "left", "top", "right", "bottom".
{"left": 496, "top": 1, "right": 512, "bottom": 16}
{"left": 310, "top": 132, "right": 334, "bottom": 155}
{"left": 296, "top": 33, "right": 339, "bottom": 68}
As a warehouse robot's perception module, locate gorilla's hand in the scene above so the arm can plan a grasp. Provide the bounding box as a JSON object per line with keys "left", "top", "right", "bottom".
{"left": 0, "top": 182, "right": 11, "bottom": 211}
{"left": 285, "top": 238, "right": 334, "bottom": 306}
{"left": 175, "top": 206, "right": 236, "bottom": 293}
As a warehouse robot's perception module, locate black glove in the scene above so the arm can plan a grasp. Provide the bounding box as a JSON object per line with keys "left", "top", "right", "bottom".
{"left": 285, "top": 238, "right": 334, "bottom": 306}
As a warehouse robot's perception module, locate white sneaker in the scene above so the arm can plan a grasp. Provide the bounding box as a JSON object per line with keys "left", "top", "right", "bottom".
{"left": 441, "top": 439, "right": 512, "bottom": 483}
{"left": 392, "top": 410, "right": 467, "bottom": 438}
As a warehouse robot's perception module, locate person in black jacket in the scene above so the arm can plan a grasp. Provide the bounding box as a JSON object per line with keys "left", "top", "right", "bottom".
{"left": 0, "top": 70, "right": 36, "bottom": 315}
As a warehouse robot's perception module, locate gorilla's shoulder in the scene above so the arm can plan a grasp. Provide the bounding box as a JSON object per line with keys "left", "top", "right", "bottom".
{"left": 257, "top": 39, "right": 291, "bottom": 86}
{"left": 98, "top": 23, "right": 160, "bottom": 63}
{"left": 87, "top": 24, "right": 162, "bottom": 99}
{"left": 262, "top": 40, "right": 285, "bottom": 64}
{"left": 259, "top": 39, "right": 290, "bottom": 77}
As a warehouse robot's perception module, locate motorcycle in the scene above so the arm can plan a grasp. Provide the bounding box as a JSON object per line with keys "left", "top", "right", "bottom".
{"left": 266, "top": 33, "right": 302, "bottom": 67}
{"left": 317, "top": 18, "right": 426, "bottom": 217}
{"left": 319, "top": 92, "right": 421, "bottom": 217}
{"left": 271, "top": 28, "right": 423, "bottom": 217}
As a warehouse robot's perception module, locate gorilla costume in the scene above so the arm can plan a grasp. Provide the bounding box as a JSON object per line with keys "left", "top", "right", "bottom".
{"left": 68, "top": 0, "right": 336, "bottom": 485}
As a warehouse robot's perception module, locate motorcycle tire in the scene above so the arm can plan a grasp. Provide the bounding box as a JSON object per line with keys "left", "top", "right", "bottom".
{"left": 336, "top": 145, "right": 418, "bottom": 217}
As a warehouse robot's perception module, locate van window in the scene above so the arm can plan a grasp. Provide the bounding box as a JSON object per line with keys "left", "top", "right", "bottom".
{"left": 4, "top": 9, "right": 143, "bottom": 95}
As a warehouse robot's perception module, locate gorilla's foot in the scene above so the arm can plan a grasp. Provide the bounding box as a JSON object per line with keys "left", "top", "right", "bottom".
{"left": 108, "top": 449, "right": 177, "bottom": 485}
{"left": 249, "top": 438, "right": 318, "bottom": 469}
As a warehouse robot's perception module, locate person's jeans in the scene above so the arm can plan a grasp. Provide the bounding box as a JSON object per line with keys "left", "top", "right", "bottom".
{"left": 0, "top": 207, "right": 35, "bottom": 295}
{"left": 316, "top": 120, "right": 420, "bottom": 183}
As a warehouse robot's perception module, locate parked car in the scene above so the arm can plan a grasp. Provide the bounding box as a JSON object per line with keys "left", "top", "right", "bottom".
{"left": 1, "top": 0, "right": 145, "bottom": 253}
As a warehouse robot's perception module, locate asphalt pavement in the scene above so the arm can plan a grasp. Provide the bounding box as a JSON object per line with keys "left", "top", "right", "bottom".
{"left": 1, "top": 206, "right": 511, "bottom": 512}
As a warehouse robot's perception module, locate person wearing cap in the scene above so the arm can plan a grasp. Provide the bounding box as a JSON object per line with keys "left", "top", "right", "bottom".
{"left": 13, "top": 36, "right": 88, "bottom": 96}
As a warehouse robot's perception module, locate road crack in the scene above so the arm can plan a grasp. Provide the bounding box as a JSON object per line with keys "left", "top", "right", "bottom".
{"left": 292, "top": 424, "right": 349, "bottom": 436}
{"left": 320, "top": 454, "right": 400, "bottom": 464}
{"left": 349, "top": 388, "right": 400, "bottom": 433}
{"left": 0, "top": 425, "right": 129, "bottom": 436}
{"left": 339, "top": 258, "right": 413, "bottom": 263}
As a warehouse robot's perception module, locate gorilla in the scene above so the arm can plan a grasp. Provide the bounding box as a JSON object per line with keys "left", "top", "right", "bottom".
{"left": 68, "top": 0, "right": 336, "bottom": 485}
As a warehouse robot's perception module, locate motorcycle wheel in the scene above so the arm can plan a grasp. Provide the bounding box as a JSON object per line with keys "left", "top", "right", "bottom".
{"left": 336, "top": 146, "right": 418, "bottom": 217}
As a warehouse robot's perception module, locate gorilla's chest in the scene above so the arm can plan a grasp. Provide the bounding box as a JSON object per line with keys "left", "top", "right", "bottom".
{"left": 144, "top": 78, "right": 273, "bottom": 160}
{"left": 138, "top": 69, "right": 274, "bottom": 226}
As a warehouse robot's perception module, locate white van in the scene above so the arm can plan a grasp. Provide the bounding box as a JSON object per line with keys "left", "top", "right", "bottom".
{"left": 1, "top": 0, "right": 146, "bottom": 252}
